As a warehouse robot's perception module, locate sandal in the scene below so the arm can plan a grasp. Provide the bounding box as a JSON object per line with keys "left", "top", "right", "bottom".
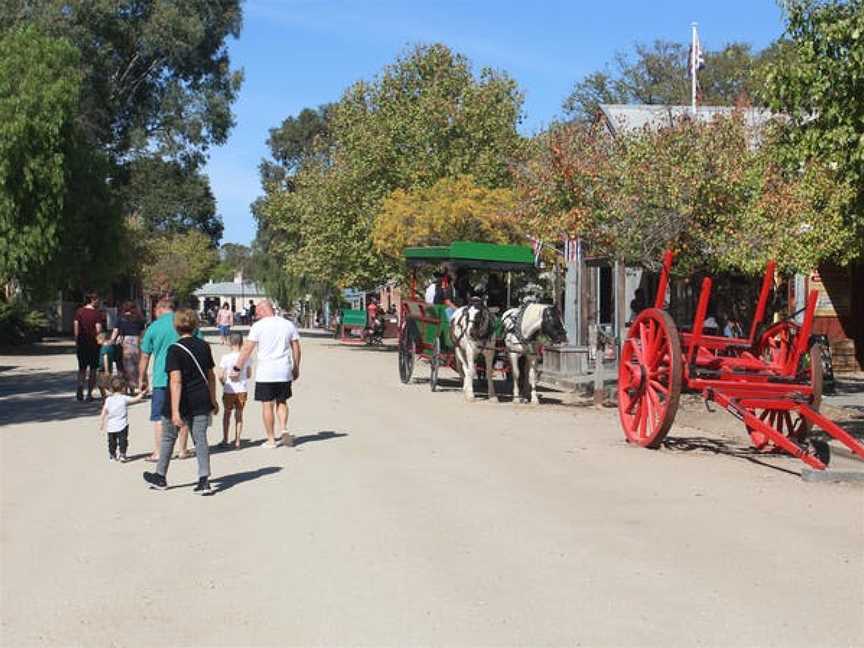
{"left": 145, "top": 455, "right": 159, "bottom": 463}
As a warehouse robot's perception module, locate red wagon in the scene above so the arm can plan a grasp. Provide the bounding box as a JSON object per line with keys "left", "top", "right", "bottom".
{"left": 617, "top": 251, "right": 864, "bottom": 470}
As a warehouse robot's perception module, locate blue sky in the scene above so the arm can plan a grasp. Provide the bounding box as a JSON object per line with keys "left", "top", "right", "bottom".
{"left": 207, "top": 0, "right": 786, "bottom": 246}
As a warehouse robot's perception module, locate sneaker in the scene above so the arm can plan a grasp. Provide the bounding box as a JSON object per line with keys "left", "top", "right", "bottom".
{"left": 193, "top": 477, "right": 214, "bottom": 495}
{"left": 143, "top": 471, "right": 167, "bottom": 490}
{"left": 108, "top": 455, "right": 115, "bottom": 462}
{"left": 118, "top": 454, "right": 127, "bottom": 463}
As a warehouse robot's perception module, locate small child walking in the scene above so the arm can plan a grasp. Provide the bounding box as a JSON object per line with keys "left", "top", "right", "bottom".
{"left": 100, "top": 376, "right": 145, "bottom": 461}
{"left": 217, "top": 332, "right": 251, "bottom": 448}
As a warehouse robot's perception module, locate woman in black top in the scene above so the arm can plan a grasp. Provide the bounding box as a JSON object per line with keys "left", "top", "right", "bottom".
{"left": 112, "top": 301, "right": 146, "bottom": 394}
{"left": 143, "top": 308, "right": 218, "bottom": 494}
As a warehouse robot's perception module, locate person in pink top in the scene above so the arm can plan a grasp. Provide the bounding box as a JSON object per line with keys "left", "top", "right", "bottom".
{"left": 216, "top": 303, "right": 234, "bottom": 345}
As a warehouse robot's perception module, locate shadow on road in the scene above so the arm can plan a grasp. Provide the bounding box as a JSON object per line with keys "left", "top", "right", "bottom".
{"left": 294, "top": 430, "right": 348, "bottom": 446}
{"left": 662, "top": 435, "right": 802, "bottom": 477}
{"left": 0, "top": 369, "right": 107, "bottom": 425}
{"left": 167, "top": 466, "right": 283, "bottom": 492}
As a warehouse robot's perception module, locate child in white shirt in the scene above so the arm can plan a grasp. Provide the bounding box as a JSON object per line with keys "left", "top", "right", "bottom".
{"left": 217, "top": 333, "right": 252, "bottom": 448}
{"left": 100, "top": 375, "right": 145, "bottom": 461}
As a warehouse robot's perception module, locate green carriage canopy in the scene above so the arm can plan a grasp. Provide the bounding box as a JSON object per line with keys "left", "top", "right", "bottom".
{"left": 403, "top": 241, "right": 534, "bottom": 271}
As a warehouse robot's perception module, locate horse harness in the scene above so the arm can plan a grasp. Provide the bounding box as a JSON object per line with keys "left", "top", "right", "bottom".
{"left": 505, "top": 303, "right": 541, "bottom": 352}
{"left": 451, "top": 303, "right": 493, "bottom": 349}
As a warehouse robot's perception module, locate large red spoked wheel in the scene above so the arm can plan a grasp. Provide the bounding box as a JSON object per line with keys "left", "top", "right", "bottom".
{"left": 747, "top": 339, "right": 823, "bottom": 450}
{"left": 617, "top": 308, "right": 683, "bottom": 448}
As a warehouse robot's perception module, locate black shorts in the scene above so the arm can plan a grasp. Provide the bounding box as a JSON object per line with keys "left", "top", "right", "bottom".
{"left": 254, "top": 381, "right": 292, "bottom": 403}
{"left": 76, "top": 343, "right": 99, "bottom": 370}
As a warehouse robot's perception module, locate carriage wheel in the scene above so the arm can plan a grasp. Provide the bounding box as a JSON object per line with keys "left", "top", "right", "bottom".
{"left": 430, "top": 337, "right": 441, "bottom": 392}
{"left": 617, "top": 308, "right": 683, "bottom": 448}
{"left": 756, "top": 320, "right": 798, "bottom": 370}
{"left": 746, "top": 342, "right": 823, "bottom": 450}
{"left": 398, "top": 324, "right": 415, "bottom": 384}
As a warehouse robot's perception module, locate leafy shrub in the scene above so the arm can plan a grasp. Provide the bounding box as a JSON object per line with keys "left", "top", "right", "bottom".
{"left": 0, "top": 300, "right": 48, "bottom": 345}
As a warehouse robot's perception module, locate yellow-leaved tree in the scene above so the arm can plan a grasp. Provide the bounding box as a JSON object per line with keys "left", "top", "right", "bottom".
{"left": 372, "top": 175, "right": 521, "bottom": 260}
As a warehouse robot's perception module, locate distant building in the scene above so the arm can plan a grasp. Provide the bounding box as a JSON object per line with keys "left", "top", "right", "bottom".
{"left": 193, "top": 271, "right": 269, "bottom": 318}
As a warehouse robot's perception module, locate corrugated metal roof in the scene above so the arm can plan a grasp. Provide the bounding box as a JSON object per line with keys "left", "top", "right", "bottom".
{"left": 193, "top": 281, "right": 266, "bottom": 297}
{"left": 599, "top": 104, "right": 774, "bottom": 137}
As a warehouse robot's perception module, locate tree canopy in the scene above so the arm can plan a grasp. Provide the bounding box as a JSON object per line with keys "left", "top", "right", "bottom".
{"left": 563, "top": 40, "right": 774, "bottom": 121}
{"left": 256, "top": 44, "right": 527, "bottom": 289}
{"left": 761, "top": 0, "right": 864, "bottom": 257}
{"left": 372, "top": 175, "right": 520, "bottom": 260}
{"left": 0, "top": 27, "right": 81, "bottom": 286}
{"left": 117, "top": 157, "right": 223, "bottom": 245}
{"left": 516, "top": 112, "right": 853, "bottom": 274}
{"left": 0, "top": 1, "right": 243, "bottom": 300}
{"left": 1, "top": 0, "right": 244, "bottom": 163}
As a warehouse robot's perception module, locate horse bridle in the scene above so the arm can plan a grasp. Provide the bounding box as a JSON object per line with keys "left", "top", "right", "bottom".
{"left": 453, "top": 303, "right": 492, "bottom": 348}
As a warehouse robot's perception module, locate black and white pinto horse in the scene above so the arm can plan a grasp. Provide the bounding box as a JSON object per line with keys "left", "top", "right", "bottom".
{"left": 449, "top": 299, "right": 496, "bottom": 401}
{"left": 501, "top": 302, "right": 568, "bottom": 403}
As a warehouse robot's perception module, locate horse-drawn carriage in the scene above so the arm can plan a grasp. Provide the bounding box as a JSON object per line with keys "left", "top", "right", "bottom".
{"left": 397, "top": 241, "right": 567, "bottom": 401}
{"left": 618, "top": 251, "right": 864, "bottom": 470}
{"left": 335, "top": 306, "right": 387, "bottom": 346}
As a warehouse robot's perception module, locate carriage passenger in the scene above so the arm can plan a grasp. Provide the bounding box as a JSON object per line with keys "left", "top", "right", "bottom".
{"left": 433, "top": 270, "right": 459, "bottom": 320}
{"left": 425, "top": 272, "right": 442, "bottom": 304}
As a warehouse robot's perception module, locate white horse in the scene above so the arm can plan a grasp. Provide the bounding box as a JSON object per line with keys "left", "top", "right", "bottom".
{"left": 501, "top": 302, "right": 568, "bottom": 403}
{"left": 449, "top": 299, "right": 497, "bottom": 401}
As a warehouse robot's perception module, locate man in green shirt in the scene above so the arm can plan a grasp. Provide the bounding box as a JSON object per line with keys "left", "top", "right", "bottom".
{"left": 139, "top": 297, "right": 203, "bottom": 461}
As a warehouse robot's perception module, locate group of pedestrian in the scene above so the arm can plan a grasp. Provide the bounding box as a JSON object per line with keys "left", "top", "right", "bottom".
{"left": 74, "top": 295, "right": 147, "bottom": 401}
{"left": 75, "top": 292, "right": 301, "bottom": 496}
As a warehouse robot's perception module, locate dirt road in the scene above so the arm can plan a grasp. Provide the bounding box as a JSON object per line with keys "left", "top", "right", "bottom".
{"left": 1, "top": 332, "right": 862, "bottom": 646}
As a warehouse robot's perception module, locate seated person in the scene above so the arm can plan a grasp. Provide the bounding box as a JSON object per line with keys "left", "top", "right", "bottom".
{"left": 433, "top": 270, "right": 459, "bottom": 320}
{"left": 484, "top": 273, "right": 507, "bottom": 310}
{"left": 424, "top": 272, "right": 441, "bottom": 304}
{"left": 453, "top": 268, "right": 472, "bottom": 306}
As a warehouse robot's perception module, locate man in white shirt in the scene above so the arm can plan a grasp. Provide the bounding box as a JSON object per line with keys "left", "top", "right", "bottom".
{"left": 231, "top": 300, "right": 301, "bottom": 448}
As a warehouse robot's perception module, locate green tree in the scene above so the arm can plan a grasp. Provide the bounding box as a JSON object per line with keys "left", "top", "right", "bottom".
{"left": 563, "top": 40, "right": 770, "bottom": 121}
{"left": 1, "top": 0, "right": 244, "bottom": 162}
{"left": 117, "top": 156, "right": 223, "bottom": 244}
{"left": 211, "top": 243, "right": 254, "bottom": 282}
{"left": 761, "top": 0, "right": 864, "bottom": 256}
{"left": 0, "top": 27, "right": 81, "bottom": 287}
{"left": 260, "top": 44, "right": 526, "bottom": 288}
{"left": 260, "top": 105, "right": 332, "bottom": 188}
{"left": 139, "top": 229, "right": 218, "bottom": 300}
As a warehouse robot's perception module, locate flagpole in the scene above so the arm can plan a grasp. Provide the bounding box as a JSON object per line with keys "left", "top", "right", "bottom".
{"left": 691, "top": 22, "right": 698, "bottom": 114}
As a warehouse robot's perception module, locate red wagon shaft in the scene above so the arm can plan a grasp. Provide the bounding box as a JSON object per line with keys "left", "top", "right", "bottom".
{"left": 618, "top": 251, "right": 864, "bottom": 470}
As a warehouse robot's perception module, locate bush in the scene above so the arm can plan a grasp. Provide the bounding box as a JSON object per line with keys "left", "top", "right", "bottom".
{"left": 0, "top": 300, "right": 48, "bottom": 345}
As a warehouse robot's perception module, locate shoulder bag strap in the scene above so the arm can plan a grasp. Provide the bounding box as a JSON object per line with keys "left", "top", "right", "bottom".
{"left": 171, "top": 342, "right": 210, "bottom": 385}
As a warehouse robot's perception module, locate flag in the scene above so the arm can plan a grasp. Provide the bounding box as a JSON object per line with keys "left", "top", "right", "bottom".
{"left": 562, "top": 236, "right": 581, "bottom": 265}
{"left": 688, "top": 30, "right": 705, "bottom": 79}
{"left": 530, "top": 236, "right": 543, "bottom": 265}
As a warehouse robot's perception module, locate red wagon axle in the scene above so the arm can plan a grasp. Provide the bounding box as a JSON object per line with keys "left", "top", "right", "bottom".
{"left": 617, "top": 251, "right": 864, "bottom": 470}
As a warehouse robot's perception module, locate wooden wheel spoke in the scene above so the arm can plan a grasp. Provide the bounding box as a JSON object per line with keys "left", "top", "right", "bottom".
{"left": 649, "top": 378, "right": 668, "bottom": 396}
